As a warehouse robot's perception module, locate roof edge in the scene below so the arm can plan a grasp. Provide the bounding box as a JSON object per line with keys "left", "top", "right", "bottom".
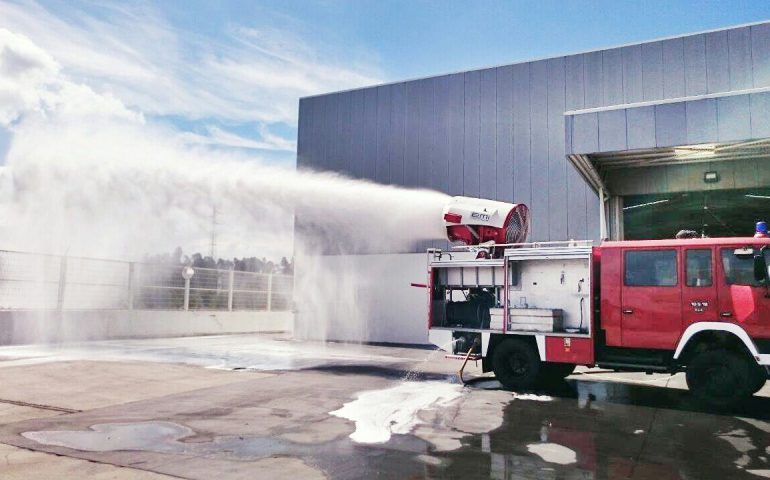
{"left": 301, "top": 19, "right": 770, "bottom": 101}
{"left": 564, "top": 85, "right": 770, "bottom": 116}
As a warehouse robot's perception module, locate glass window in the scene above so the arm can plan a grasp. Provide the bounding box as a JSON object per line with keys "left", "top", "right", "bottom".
{"left": 686, "top": 249, "right": 712, "bottom": 287}
{"left": 508, "top": 262, "right": 520, "bottom": 287}
{"left": 721, "top": 248, "right": 768, "bottom": 287}
{"left": 625, "top": 250, "right": 678, "bottom": 287}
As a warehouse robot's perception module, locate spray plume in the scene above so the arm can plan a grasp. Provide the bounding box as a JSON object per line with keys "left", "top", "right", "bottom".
{"left": 0, "top": 120, "right": 449, "bottom": 259}
{"left": 0, "top": 26, "right": 458, "bottom": 349}
{"left": 0, "top": 28, "right": 448, "bottom": 261}
{"left": 0, "top": 28, "right": 451, "bottom": 344}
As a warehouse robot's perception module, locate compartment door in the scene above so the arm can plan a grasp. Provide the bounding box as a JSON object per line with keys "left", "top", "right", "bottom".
{"left": 681, "top": 248, "right": 719, "bottom": 329}
{"left": 620, "top": 249, "right": 682, "bottom": 349}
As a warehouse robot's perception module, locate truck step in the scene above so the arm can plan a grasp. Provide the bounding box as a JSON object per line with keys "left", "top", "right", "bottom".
{"left": 445, "top": 353, "right": 482, "bottom": 361}
{"left": 596, "top": 362, "right": 669, "bottom": 372}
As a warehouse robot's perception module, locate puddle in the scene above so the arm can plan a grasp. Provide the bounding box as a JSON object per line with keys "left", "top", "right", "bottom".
{"left": 462, "top": 378, "right": 501, "bottom": 390}
{"left": 23, "top": 420, "right": 430, "bottom": 479}
{"left": 0, "top": 335, "right": 412, "bottom": 372}
{"left": 719, "top": 429, "right": 760, "bottom": 469}
{"left": 23, "top": 422, "right": 194, "bottom": 453}
{"left": 21, "top": 383, "right": 770, "bottom": 480}
{"left": 739, "top": 418, "right": 770, "bottom": 434}
{"left": 329, "top": 381, "right": 464, "bottom": 444}
{"left": 24, "top": 421, "right": 327, "bottom": 460}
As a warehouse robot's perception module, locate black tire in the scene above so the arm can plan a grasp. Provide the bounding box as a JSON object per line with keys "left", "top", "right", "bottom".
{"left": 749, "top": 364, "right": 768, "bottom": 395}
{"left": 686, "top": 349, "right": 753, "bottom": 409}
{"left": 492, "top": 338, "right": 541, "bottom": 391}
{"left": 538, "top": 363, "right": 577, "bottom": 385}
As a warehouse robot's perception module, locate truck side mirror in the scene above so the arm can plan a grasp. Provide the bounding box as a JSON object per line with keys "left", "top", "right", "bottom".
{"left": 754, "top": 254, "right": 769, "bottom": 283}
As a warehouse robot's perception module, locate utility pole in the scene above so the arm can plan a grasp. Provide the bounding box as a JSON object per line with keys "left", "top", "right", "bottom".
{"left": 209, "top": 204, "right": 218, "bottom": 259}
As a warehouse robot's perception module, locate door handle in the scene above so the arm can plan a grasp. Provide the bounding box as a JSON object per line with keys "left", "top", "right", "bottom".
{"left": 622, "top": 309, "right": 634, "bottom": 315}
{"left": 720, "top": 311, "right": 733, "bottom": 318}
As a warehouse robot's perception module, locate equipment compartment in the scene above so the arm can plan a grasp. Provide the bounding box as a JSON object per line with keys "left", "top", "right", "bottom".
{"left": 429, "top": 243, "right": 592, "bottom": 336}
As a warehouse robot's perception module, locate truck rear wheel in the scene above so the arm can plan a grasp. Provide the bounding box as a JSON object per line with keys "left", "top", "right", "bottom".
{"left": 492, "top": 339, "right": 541, "bottom": 391}
{"left": 686, "top": 349, "right": 752, "bottom": 408}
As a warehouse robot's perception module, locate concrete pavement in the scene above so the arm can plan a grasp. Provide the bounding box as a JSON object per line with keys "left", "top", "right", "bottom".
{"left": 0, "top": 334, "right": 768, "bottom": 479}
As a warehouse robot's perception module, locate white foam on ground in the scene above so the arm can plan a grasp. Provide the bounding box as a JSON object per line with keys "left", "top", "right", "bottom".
{"left": 415, "top": 454, "right": 445, "bottom": 466}
{"left": 330, "top": 381, "right": 464, "bottom": 444}
{"left": 512, "top": 393, "right": 553, "bottom": 402}
{"left": 526, "top": 442, "right": 577, "bottom": 465}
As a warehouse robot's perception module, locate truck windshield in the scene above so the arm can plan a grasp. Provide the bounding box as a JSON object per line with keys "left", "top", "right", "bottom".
{"left": 720, "top": 248, "right": 770, "bottom": 286}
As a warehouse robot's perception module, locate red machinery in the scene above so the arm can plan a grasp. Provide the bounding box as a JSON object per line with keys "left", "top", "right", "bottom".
{"left": 442, "top": 196, "right": 529, "bottom": 248}
{"left": 426, "top": 196, "right": 770, "bottom": 408}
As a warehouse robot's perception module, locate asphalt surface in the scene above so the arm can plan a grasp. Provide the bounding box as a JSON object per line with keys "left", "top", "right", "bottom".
{"left": 0, "top": 333, "right": 768, "bottom": 479}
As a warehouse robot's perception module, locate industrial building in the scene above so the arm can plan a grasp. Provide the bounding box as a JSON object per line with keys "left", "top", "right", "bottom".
{"left": 296, "top": 21, "right": 770, "bottom": 344}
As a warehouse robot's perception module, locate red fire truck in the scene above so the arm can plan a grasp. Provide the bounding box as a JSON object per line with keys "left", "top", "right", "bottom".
{"left": 426, "top": 196, "right": 770, "bottom": 407}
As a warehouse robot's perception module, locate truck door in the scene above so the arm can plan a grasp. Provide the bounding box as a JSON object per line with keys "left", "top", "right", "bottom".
{"left": 682, "top": 248, "right": 718, "bottom": 329}
{"left": 716, "top": 246, "right": 770, "bottom": 338}
{"left": 621, "top": 248, "right": 682, "bottom": 349}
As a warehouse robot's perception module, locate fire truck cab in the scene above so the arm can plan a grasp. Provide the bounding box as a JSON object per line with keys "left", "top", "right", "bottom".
{"left": 427, "top": 197, "right": 770, "bottom": 408}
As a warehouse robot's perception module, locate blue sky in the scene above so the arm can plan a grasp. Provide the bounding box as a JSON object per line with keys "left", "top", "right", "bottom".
{"left": 3, "top": 0, "right": 770, "bottom": 166}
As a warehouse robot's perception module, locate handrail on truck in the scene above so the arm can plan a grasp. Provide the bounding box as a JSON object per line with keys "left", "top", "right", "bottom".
{"left": 447, "top": 239, "right": 594, "bottom": 251}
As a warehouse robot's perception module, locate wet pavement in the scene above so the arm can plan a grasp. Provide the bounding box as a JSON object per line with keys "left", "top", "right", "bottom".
{"left": 445, "top": 381, "right": 770, "bottom": 480}
{"left": 0, "top": 334, "right": 769, "bottom": 479}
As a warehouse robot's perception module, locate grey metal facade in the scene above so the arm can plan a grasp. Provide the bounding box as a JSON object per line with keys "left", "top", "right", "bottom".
{"left": 567, "top": 91, "right": 770, "bottom": 155}
{"left": 297, "top": 22, "right": 770, "bottom": 250}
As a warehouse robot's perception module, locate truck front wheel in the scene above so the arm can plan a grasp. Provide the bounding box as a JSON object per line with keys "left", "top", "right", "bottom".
{"left": 686, "top": 349, "right": 752, "bottom": 408}
{"left": 749, "top": 364, "right": 768, "bottom": 395}
{"left": 492, "top": 339, "right": 541, "bottom": 391}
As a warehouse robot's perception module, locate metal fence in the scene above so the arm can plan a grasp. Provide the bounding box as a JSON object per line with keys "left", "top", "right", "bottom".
{"left": 0, "top": 250, "right": 293, "bottom": 312}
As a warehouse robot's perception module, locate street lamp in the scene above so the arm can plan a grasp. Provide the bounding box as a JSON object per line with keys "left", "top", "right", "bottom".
{"left": 182, "top": 266, "right": 195, "bottom": 310}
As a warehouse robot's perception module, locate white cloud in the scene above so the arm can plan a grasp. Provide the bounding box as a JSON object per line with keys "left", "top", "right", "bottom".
{"left": 0, "top": 27, "right": 57, "bottom": 124}
{"left": 180, "top": 125, "right": 296, "bottom": 152}
{"left": 0, "top": 28, "right": 142, "bottom": 125}
{"left": 0, "top": 0, "right": 384, "bottom": 128}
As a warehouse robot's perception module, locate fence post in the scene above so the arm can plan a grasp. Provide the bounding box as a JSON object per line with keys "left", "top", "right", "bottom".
{"left": 184, "top": 277, "right": 191, "bottom": 311}
{"left": 266, "top": 273, "right": 273, "bottom": 312}
{"left": 127, "top": 262, "right": 135, "bottom": 310}
{"left": 56, "top": 256, "right": 67, "bottom": 312}
{"left": 227, "top": 267, "right": 234, "bottom": 312}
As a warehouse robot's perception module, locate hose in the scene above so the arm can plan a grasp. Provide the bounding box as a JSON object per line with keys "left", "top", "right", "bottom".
{"left": 458, "top": 343, "right": 476, "bottom": 385}
{"left": 579, "top": 296, "right": 585, "bottom": 332}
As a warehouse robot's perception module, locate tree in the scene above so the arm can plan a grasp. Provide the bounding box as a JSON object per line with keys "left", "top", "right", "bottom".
{"left": 279, "top": 257, "right": 293, "bottom": 274}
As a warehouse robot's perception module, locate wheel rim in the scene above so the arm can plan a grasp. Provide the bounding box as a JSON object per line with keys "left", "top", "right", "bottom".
{"left": 701, "top": 362, "right": 740, "bottom": 399}
{"left": 506, "top": 352, "right": 529, "bottom": 377}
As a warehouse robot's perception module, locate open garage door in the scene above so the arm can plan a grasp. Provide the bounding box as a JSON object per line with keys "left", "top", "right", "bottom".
{"left": 569, "top": 138, "right": 770, "bottom": 240}
{"left": 623, "top": 187, "right": 770, "bottom": 239}
{"left": 566, "top": 90, "right": 770, "bottom": 240}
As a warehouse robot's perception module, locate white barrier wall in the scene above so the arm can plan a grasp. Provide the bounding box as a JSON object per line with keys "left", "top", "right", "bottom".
{"left": 0, "top": 310, "right": 292, "bottom": 345}
{"left": 295, "top": 253, "right": 429, "bottom": 345}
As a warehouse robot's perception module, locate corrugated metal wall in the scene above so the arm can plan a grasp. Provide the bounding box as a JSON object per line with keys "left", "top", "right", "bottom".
{"left": 297, "top": 23, "right": 770, "bottom": 250}
{"left": 568, "top": 90, "right": 770, "bottom": 154}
